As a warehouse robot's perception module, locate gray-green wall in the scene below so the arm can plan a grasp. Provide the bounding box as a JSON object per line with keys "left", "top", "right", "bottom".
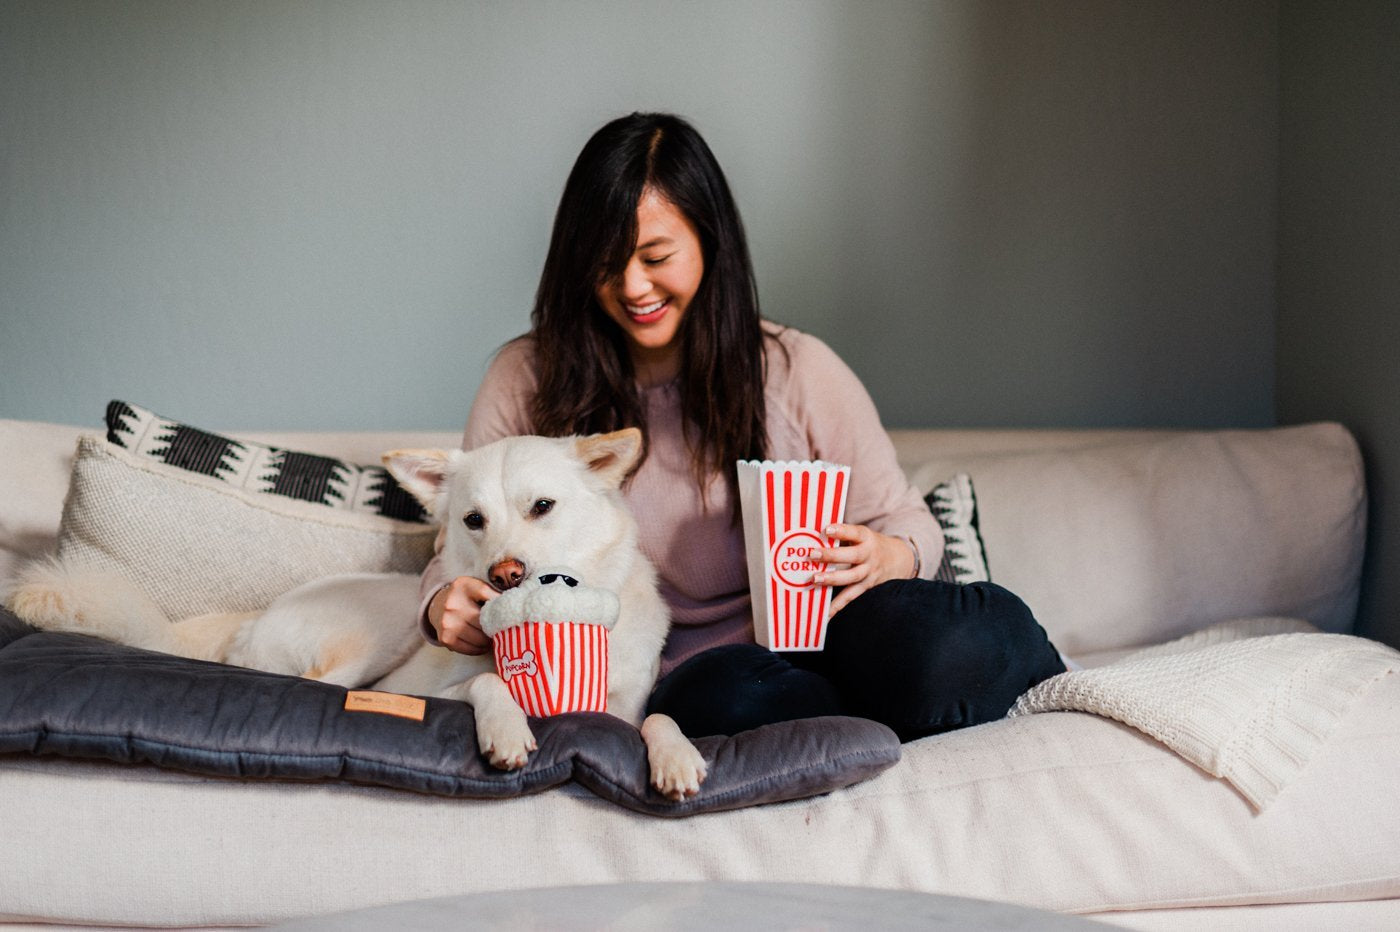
{"left": 6, "top": 3, "right": 1394, "bottom": 644}
{"left": 2, "top": 1, "right": 1277, "bottom": 431}
{"left": 1278, "top": 1, "right": 1400, "bottom": 647}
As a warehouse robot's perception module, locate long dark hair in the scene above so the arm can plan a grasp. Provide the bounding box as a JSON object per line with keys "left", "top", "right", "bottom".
{"left": 528, "top": 112, "right": 768, "bottom": 508}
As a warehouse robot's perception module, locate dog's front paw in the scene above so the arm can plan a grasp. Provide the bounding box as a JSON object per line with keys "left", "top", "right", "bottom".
{"left": 460, "top": 672, "right": 538, "bottom": 770}
{"left": 474, "top": 702, "right": 537, "bottom": 771}
{"left": 642, "top": 713, "right": 708, "bottom": 801}
{"left": 650, "top": 742, "right": 708, "bottom": 801}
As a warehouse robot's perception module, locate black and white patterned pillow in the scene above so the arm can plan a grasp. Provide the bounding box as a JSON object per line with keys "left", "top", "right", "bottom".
{"left": 104, "top": 400, "right": 427, "bottom": 524}
{"left": 924, "top": 474, "right": 990, "bottom": 584}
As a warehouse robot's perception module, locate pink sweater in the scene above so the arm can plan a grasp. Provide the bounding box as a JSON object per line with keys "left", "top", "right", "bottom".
{"left": 420, "top": 323, "right": 942, "bottom": 675}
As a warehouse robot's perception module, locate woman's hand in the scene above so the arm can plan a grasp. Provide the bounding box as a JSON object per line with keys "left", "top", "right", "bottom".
{"left": 427, "top": 576, "right": 498, "bottom": 655}
{"left": 814, "top": 524, "right": 917, "bottom": 615}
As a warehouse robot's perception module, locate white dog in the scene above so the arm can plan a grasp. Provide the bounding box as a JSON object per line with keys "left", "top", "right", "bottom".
{"left": 7, "top": 429, "right": 707, "bottom": 800}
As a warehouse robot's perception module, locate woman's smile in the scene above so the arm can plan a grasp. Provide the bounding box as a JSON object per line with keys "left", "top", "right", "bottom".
{"left": 625, "top": 298, "right": 669, "bottom": 324}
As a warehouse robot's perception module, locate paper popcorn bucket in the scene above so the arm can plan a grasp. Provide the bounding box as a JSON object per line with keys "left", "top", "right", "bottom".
{"left": 491, "top": 621, "right": 610, "bottom": 716}
{"left": 736, "top": 459, "right": 851, "bottom": 651}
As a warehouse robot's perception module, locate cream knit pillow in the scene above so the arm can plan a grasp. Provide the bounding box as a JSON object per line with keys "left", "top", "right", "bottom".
{"left": 56, "top": 430, "right": 436, "bottom": 621}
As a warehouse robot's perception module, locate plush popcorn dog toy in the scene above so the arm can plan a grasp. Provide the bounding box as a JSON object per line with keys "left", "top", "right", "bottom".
{"left": 479, "top": 569, "right": 619, "bottom": 716}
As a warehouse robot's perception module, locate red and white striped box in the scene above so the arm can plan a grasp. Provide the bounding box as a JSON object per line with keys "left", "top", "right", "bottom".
{"left": 480, "top": 571, "right": 618, "bottom": 716}
{"left": 736, "top": 460, "right": 851, "bottom": 651}
{"left": 491, "top": 621, "right": 610, "bottom": 717}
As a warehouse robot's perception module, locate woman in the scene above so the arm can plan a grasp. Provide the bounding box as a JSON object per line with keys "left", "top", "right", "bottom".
{"left": 420, "top": 112, "right": 1065, "bottom": 740}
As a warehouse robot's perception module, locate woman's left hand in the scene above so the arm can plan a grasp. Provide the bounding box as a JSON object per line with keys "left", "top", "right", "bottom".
{"left": 813, "top": 523, "right": 917, "bottom": 615}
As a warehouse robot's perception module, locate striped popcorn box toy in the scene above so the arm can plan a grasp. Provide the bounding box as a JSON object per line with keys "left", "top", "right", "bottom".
{"left": 736, "top": 459, "right": 851, "bottom": 651}
{"left": 479, "top": 570, "right": 618, "bottom": 717}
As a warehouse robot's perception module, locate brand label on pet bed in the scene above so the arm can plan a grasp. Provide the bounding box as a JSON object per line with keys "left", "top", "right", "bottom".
{"left": 344, "top": 690, "right": 426, "bottom": 721}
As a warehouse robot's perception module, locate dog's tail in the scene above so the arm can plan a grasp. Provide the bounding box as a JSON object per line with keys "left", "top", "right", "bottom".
{"left": 4, "top": 557, "right": 243, "bottom": 662}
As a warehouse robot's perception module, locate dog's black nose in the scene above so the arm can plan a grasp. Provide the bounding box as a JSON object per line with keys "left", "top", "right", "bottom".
{"left": 539, "top": 573, "right": 579, "bottom": 588}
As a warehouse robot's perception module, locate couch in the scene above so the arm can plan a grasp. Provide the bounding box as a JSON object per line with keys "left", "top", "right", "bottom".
{"left": 1, "top": 416, "right": 1397, "bottom": 929}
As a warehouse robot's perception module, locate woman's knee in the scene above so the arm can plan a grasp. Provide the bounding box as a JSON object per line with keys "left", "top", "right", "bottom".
{"left": 646, "top": 643, "right": 846, "bottom": 738}
{"left": 823, "top": 579, "right": 1064, "bottom": 739}
{"left": 828, "top": 579, "right": 1017, "bottom": 658}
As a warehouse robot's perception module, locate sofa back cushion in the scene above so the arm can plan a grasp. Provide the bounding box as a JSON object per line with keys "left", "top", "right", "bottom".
{"left": 897, "top": 423, "right": 1365, "bottom": 654}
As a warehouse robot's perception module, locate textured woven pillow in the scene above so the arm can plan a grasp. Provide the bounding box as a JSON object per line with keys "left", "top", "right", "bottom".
{"left": 925, "top": 473, "right": 990, "bottom": 583}
{"left": 104, "top": 400, "right": 427, "bottom": 522}
{"left": 56, "top": 403, "right": 436, "bottom": 621}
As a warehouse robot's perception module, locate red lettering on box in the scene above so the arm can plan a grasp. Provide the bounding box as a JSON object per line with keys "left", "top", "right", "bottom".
{"left": 772, "top": 530, "right": 825, "bottom": 588}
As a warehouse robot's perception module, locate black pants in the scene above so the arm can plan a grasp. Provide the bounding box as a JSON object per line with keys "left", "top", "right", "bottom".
{"left": 646, "top": 579, "right": 1066, "bottom": 741}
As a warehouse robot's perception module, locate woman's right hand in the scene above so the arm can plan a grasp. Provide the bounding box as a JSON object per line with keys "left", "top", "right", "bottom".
{"left": 427, "top": 576, "right": 498, "bottom": 655}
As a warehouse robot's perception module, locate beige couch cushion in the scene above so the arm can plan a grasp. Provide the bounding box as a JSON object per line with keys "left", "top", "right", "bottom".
{"left": 899, "top": 424, "right": 1365, "bottom": 655}
{"left": 2, "top": 662, "right": 1396, "bottom": 925}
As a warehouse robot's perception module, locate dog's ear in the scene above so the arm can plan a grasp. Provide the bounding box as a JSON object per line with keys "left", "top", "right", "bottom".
{"left": 575, "top": 428, "right": 643, "bottom": 488}
{"left": 381, "top": 449, "right": 453, "bottom": 514}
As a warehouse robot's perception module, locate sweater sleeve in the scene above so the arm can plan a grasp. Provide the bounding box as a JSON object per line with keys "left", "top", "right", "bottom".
{"left": 417, "top": 337, "right": 539, "bottom": 641}
{"left": 773, "top": 330, "right": 943, "bottom": 579}
{"left": 463, "top": 337, "right": 538, "bottom": 451}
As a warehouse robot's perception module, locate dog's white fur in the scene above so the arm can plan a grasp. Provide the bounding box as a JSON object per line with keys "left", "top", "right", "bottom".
{"left": 6, "top": 429, "right": 707, "bottom": 800}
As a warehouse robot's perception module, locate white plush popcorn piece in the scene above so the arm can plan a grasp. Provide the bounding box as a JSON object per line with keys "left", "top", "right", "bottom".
{"left": 479, "top": 568, "right": 620, "bottom": 638}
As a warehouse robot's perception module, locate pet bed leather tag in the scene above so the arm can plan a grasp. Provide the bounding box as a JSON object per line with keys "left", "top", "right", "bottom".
{"left": 344, "top": 690, "right": 426, "bottom": 721}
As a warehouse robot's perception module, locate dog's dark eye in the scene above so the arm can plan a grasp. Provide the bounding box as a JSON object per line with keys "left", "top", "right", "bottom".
{"left": 463, "top": 511, "right": 485, "bottom": 530}
{"left": 529, "top": 499, "right": 554, "bottom": 518}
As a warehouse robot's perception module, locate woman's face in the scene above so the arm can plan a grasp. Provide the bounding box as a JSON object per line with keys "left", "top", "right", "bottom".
{"left": 594, "top": 188, "right": 705, "bottom": 383}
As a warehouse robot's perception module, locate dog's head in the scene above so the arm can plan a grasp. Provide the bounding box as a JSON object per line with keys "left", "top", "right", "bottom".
{"left": 382, "top": 429, "right": 643, "bottom": 593}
